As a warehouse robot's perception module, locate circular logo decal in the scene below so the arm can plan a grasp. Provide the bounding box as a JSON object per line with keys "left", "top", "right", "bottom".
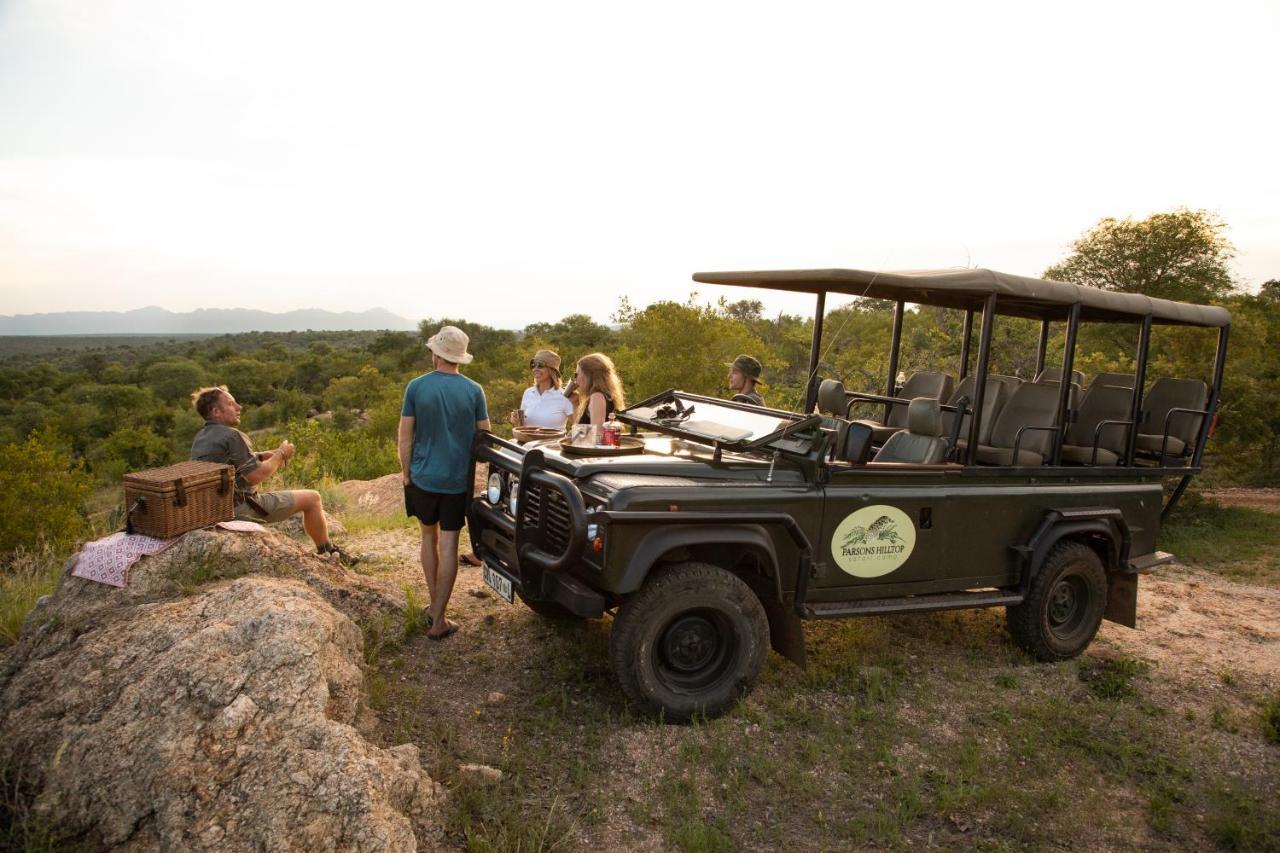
{"left": 831, "top": 505, "right": 916, "bottom": 578}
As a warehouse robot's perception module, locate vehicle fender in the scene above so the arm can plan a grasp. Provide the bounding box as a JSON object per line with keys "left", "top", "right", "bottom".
{"left": 617, "top": 523, "right": 782, "bottom": 597}
{"left": 1024, "top": 517, "right": 1134, "bottom": 628}
{"left": 1027, "top": 520, "right": 1122, "bottom": 578}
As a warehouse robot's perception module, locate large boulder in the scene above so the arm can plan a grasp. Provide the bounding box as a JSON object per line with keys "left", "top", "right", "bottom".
{"left": 0, "top": 528, "right": 442, "bottom": 851}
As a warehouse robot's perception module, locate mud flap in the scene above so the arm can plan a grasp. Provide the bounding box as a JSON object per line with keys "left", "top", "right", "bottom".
{"left": 761, "top": 597, "right": 807, "bottom": 668}
{"left": 1104, "top": 573, "right": 1138, "bottom": 629}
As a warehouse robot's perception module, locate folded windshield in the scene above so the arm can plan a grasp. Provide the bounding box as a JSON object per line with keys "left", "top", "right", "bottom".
{"left": 621, "top": 392, "right": 801, "bottom": 449}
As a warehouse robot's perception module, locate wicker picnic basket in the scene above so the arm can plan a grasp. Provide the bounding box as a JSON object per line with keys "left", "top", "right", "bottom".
{"left": 124, "top": 460, "right": 235, "bottom": 538}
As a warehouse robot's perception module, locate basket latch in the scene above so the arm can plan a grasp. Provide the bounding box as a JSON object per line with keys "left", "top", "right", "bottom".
{"left": 173, "top": 477, "right": 187, "bottom": 507}
{"left": 125, "top": 496, "right": 147, "bottom": 534}
{"left": 218, "top": 468, "right": 230, "bottom": 496}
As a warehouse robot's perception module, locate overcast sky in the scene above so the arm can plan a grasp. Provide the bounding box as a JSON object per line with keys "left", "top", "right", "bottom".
{"left": 0, "top": 0, "right": 1276, "bottom": 327}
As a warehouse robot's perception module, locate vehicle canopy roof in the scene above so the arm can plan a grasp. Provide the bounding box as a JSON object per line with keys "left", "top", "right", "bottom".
{"left": 692, "top": 268, "right": 1231, "bottom": 328}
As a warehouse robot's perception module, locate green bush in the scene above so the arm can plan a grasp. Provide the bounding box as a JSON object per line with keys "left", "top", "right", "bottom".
{"left": 0, "top": 432, "right": 92, "bottom": 554}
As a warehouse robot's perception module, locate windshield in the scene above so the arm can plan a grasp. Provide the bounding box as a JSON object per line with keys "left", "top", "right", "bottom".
{"left": 620, "top": 392, "right": 800, "bottom": 447}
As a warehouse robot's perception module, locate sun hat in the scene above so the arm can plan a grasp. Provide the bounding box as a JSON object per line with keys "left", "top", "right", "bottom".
{"left": 426, "top": 325, "right": 474, "bottom": 364}
{"left": 726, "top": 354, "right": 763, "bottom": 381}
{"left": 530, "top": 349, "right": 562, "bottom": 371}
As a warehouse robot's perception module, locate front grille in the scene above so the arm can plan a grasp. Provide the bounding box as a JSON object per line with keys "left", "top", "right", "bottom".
{"left": 520, "top": 482, "right": 573, "bottom": 556}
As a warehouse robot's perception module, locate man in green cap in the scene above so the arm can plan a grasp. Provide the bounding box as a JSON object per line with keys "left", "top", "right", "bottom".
{"left": 726, "top": 354, "right": 765, "bottom": 406}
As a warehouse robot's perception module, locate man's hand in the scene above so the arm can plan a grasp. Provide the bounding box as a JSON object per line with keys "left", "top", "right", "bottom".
{"left": 277, "top": 440, "right": 295, "bottom": 463}
{"left": 402, "top": 470, "right": 411, "bottom": 486}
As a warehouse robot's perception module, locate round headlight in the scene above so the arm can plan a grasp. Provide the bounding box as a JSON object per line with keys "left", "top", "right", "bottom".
{"left": 486, "top": 472, "right": 503, "bottom": 505}
{"left": 508, "top": 481, "right": 520, "bottom": 516}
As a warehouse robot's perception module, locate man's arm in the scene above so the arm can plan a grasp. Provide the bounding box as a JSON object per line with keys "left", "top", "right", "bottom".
{"left": 242, "top": 449, "right": 283, "bottom": 486}
{"left": 398, "top": 416, "right": 415, "bottom": 485}
{"left": 476, "top": 419, "right": 491, "bottom": 432}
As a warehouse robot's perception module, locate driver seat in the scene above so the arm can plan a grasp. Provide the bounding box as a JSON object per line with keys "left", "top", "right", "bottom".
{"left": 873, "top": 398, "right": 947, "bottom": 464}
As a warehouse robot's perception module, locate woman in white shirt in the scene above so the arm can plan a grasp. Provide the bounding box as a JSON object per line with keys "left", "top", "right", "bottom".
{"left": 511, "top": 349, "right": 575, "bottom": 429}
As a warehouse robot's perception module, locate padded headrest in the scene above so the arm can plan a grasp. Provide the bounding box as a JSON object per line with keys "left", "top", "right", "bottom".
{"left": 817, "top": 379, "right": 846, "bottom": 416}
{"left": 906, "top": 397, "right": 943, "bottom": 437}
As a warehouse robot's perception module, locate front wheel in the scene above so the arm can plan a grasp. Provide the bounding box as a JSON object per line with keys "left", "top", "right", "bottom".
{"left": 609, "top": 562, "right": 769, "bottom": 722}
{"left": 1006, "top": 540, "right": 1107, "bottom": 661}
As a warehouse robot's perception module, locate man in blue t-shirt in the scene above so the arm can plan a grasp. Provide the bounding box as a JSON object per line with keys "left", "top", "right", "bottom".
{"left": 398, "top": 325, "right": 490, "bottom": 640}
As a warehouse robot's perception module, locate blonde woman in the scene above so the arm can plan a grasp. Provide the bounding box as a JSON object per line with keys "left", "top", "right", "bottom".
{"left": 571, "top": 352, "right": 627, "bottom": 426}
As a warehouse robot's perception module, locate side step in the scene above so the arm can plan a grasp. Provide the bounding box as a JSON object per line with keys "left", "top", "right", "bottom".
{"left": 1128, "top": 550, "right": 1175, "bottom": 574}
{"left": 803, "top": 590, "right": 1022, "bottom": 619}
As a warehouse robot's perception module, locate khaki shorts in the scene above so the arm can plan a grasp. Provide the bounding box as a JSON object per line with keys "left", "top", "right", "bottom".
{"left": 234, "top": 490, "right": 297, "bottom": 524}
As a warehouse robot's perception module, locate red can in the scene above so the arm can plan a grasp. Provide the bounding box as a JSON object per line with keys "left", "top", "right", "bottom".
{"left": 602, "top": 422, "right": 621, "bottom": 447}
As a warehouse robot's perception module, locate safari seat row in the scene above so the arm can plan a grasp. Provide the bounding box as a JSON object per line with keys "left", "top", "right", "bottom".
{"left": 820, "top": 372, "right": 1208, "bottom": 468}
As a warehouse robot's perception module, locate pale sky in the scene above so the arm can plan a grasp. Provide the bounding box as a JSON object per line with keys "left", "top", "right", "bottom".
{"left": 1, "top": 0, "right": 1276, "bottom": 327}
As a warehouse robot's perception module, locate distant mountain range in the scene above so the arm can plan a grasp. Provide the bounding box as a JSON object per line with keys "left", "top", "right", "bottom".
{"left": 0, "top": 307, "right": 418, "bottom": 335}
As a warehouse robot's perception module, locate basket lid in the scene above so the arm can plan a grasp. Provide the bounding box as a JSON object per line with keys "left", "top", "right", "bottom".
{"left": 124, "top": 460, "right": 233, "bottom": 485}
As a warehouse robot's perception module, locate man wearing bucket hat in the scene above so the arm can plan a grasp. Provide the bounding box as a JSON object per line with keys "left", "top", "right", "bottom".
{"left": 398, "top": 325, "right": 490, "bottom": 640}
{"left": 726, "top": 354, "right": 765, "bottom": 406}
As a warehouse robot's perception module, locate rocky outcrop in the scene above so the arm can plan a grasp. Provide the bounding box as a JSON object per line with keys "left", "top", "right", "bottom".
{"left": 0, "top": 528, "right": 442, "bottom": 851}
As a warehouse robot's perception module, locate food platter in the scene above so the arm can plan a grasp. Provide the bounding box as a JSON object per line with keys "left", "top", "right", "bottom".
{"left": 558, "top": 436, "right": 646, "bottom": 456}
{"left": 512, "top": 426, "right": 566, "bottom": 444}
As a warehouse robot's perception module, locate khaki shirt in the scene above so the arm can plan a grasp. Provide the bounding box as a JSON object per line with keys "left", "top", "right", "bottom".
{"left": 191, "top": 421, "right": 260, "bottom": 492}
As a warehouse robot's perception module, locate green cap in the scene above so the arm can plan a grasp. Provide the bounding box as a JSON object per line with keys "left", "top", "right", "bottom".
{"left": 727, "top": 354, "right": 762, "bottom": 380}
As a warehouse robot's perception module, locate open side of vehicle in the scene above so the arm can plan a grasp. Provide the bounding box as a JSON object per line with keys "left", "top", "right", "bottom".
{"left": 469, "top": 267, "right": 1229, "bottom": 721}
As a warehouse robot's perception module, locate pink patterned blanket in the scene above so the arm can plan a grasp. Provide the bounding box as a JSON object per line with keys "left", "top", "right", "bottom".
{"left": 71, "top": 520, "right": 267, "bottom": 588}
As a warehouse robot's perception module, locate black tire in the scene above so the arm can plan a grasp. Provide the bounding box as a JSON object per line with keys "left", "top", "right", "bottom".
{"left": 517, "top": 591, "right": 583, "bottom": 620}
{"left": 1006, "top": 540, "right": 1107, "bottom": 661}
{"left": 608, "top": 562, "right": 769, "bottom": 722}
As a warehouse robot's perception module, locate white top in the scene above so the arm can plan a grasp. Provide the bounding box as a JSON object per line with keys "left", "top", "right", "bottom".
{"left": 520, "top": 385, "right": 575, "bottom": 428}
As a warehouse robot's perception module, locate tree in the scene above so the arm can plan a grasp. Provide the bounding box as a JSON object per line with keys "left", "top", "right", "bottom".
{"left": 1043, "top": 208, "right": 1238, "bottom": 303}
{"left": 0, "top": 430, "right": 92, "bottom": 553}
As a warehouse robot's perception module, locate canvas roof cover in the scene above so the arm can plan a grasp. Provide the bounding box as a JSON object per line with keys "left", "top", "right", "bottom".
{"left": 691, "top": 268, "right": 1231, "bottom": 328}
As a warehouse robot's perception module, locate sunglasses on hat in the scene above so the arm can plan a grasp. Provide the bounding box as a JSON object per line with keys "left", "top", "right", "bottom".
{"left": 529, "top": 360, "right": 548, "bottom": 370}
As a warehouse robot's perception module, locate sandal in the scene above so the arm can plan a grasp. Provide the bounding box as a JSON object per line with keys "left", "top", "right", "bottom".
{"left": 426, "top": 620, "right": 459, "bottom": 641}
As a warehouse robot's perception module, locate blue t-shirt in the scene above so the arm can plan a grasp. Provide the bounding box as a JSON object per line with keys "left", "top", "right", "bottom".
{"left": 401, "top": 371, "right": 489, "bottom": 493}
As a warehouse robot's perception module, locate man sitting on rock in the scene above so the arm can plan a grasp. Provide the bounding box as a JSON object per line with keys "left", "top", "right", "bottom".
{"left": 190, "top": 385, "right": 359, "bottom": 566}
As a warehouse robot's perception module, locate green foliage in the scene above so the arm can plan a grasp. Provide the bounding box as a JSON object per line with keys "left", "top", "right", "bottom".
{"left": 613, "top": 296, "right": 766, "bottom": 403}
{"left": 0, "top": 547, "right": 65, "bottom": 646}
{"left": 1262, "top": 694, "right": 1280, "bottom": 744}
{"left": 142, "top": 357, "right": 207, "bottom": 402}
{"left": 0, "top": 431, "right": 92, "bottom": 554}
{"left": 277, "top": 418, "right": 398, "bottom": 484}
{"left": 1044, "top": 208, "right": 1239, "bottom": 303}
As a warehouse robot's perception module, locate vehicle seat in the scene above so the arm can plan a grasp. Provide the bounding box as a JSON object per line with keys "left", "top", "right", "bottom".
{"left": 943, "top": 374, "right": 1017, "bottom": 447}
{"left": 1060, "top": 384, "right": 1134, "bottom": 465}
{"left": 974, "top": 381, "right": 1068, "bottom": 465}
{"left": 817, "top": 378, "right": 849, "bottom": 417}
{"left": 869, "top": 371, "right": 954, "bottom": 443}
{"left": 873, "top": 398, "right": 947, "bottom": 464}
{"left": 1035, "top": 366, "right": 1086, "bottom": 386}
{"left": 1135, "top": 377, "right": 1208, "bottom": 460}
{"left": 815, "top": 379, "right": 872, "bottom": 464}
{"left": 1089, "top": 372, "right": 1136, "bottom": 390}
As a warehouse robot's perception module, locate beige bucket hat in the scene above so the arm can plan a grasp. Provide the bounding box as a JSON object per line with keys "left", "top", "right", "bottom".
{"left": 530, "top": 349, "right": 562, "bottom": 371}
{"left": 426, "top": 325, "right": 474, "bottom": 364}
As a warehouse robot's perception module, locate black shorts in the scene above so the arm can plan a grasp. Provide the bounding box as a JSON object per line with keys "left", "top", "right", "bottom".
{"left": 404, "top": 483, "right": 468, "bottom": 531}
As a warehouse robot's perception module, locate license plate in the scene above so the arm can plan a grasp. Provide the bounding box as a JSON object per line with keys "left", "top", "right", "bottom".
{"left": 483, "top": 565, "right": 514, "bottom": 603}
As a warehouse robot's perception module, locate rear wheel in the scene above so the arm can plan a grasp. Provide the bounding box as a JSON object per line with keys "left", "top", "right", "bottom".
{"left": 1007, "top": 541, "right": 1107, "bottom": 661}
{"left": 609, "top": 562, "right": 769, "bottom": 722}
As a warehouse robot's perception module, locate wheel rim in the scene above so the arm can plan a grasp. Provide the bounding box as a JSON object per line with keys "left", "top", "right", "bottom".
{"left": 655, "top": 609, "right": 736, "bottom": 693}
{"left": 1046, "top": 571, "right": 1089, "bottom": 640}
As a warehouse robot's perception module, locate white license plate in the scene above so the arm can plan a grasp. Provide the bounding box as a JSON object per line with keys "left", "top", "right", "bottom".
{"left": 483, "top": 565, "right": 514, "bottom": 603}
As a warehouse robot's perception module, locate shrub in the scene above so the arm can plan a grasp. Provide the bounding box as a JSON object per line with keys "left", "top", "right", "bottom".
{"left": 0, "top": 431, "right": 92, "bottom": 555}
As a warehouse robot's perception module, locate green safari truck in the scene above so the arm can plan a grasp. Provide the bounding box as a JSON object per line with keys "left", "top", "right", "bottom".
{"left": 469, "top": 268, "right": 1228, "bottom": 721}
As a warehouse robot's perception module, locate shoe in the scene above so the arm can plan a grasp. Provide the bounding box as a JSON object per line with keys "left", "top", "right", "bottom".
{"left": 426, "top": 620, "right": 459, "bottom": 641}
{"left": 319, "top": 542, "right": 362, "bottom": 568}
{"left": 460, "top": 552, "right": 483, "bottom": 567}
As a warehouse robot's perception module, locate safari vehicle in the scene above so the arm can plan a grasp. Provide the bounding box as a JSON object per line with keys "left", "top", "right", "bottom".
{"left": 469, "top": 268, "right": 1229, "bottom": 721}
